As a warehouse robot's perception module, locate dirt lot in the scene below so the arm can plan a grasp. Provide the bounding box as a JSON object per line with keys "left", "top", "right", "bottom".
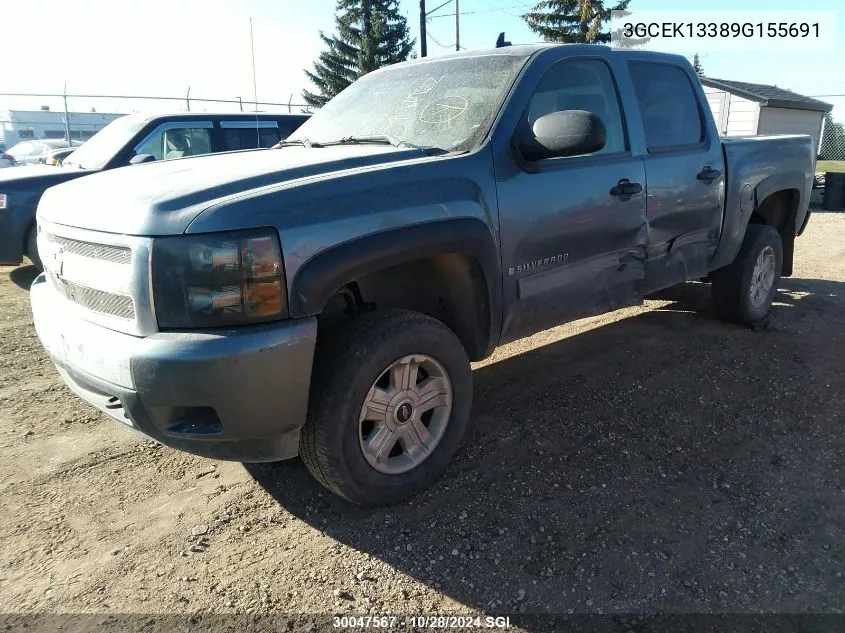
{"left": 1, "top": 213, "right": 844, "bottom": 630}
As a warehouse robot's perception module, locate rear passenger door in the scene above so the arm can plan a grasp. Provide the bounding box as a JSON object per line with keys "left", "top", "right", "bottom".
{"left": 218, "top": 120, "right": 282, "bottom": 151}
{"left": 626, "top": 61, "right": 726, "bottom": 292}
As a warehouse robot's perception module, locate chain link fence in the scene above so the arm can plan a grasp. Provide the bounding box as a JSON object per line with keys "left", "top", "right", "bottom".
{"left": 819, "top": 112, "right": 845, "bottom": 165}
{"left": 0, "top": 91, "right": 313, "bottom": 149}
{"left": 813, "top": 110, "right": 845, "bottom": 207}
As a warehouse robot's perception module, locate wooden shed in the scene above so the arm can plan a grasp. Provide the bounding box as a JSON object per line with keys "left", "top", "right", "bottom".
{"left": 700, "top": 78, "right": 832, "bottom": 156}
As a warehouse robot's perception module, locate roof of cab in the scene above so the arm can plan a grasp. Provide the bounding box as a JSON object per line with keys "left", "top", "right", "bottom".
{"left": 375, "top": 42, "right": 691, "bottom": 69}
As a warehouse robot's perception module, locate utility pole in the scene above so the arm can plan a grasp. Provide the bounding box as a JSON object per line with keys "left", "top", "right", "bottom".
{"left": 419, "top": 0, "right": 427, "bottom": 58}
{"left": 186, "top": 86, "right": 191, "bottom": 111}
{"left": 455, "top": 0, "right": 460, "bottom": 51}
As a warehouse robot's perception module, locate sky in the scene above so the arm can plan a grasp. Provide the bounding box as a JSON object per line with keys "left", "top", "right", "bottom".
{"left": 1, "top": 0, "right": 843, "bottom": 121}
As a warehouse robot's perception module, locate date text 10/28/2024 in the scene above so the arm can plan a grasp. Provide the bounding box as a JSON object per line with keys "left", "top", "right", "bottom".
{"left": 333, "top": 615, "right": 512, "bottom": 629}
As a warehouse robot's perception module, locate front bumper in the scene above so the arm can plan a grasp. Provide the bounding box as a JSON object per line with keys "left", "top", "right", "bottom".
{"left": 30, "top": 274, "right": 318, "bottom": 462}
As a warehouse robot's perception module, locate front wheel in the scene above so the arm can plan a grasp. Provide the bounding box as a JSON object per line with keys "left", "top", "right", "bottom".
{"left": 711, "top": 224, "right": 783, "bottom": 326}
{"left": 299, "top": 309, "right": 473, "bottom": 505}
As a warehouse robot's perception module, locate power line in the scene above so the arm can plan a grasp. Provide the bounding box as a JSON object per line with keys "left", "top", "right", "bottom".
{"left": 475, "top": 0, "right": 526, "bottom": 19}
{"left": 429, "top": 0, "right": 531, "bottom": 17}
{"left": 426, "top": 26, "right": 455, "bottom": 48}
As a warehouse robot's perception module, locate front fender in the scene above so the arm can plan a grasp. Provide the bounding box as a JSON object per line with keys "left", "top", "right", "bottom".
{"left": 289, "top": 217, "right": 503, "bottom": 352}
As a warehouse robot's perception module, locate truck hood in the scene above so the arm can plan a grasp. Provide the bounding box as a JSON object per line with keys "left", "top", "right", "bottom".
{"left": 37, "top": 146, "right": 428, "bottom": 236}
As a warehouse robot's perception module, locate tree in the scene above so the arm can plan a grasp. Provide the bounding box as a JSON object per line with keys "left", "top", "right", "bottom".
{"left": 523, "top": 0, "right": 631, "bottom": 43}
{"left": 819, "top": 112, "right": 845, "bottom": 160}
{"left": 692, "top": 53, "right": 704, "bottom": 77}
{"left": 303, "top": 0, "right": 414, "bottom": 107}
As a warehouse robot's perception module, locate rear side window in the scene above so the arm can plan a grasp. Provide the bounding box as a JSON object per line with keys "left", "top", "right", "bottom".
{"left": 278, "top": 117, "right": 309, "bottom": 139}
{"left": 220, "top": 121, "right": 282, "bottom": 151}
{"left": 629, "top": 62, "right": 704, "bottom": 152}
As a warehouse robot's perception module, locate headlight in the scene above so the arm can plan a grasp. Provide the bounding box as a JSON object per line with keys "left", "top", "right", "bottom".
{"left": 151, "top": 228, "right": 287, "bottom": 329}
{"left": 0, "top": 194, "right": 7, "bottom": 210}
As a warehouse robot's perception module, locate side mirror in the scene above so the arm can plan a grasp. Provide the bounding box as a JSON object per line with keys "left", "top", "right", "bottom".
{"left": 129, "top": 153, "right": 156, "bottom": 165}
{"left": 516, "top": 110, "right": 607, "bottom": 162}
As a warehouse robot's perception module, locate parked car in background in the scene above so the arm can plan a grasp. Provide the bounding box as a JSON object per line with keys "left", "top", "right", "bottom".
{"left": 0, "top": 111, "right": 310, "bottom": 269}
{"left": 44, "top": 146, "right": 80, "bottom": 166}
{"left": 2, "top": 140, "right": 82, "bottom": 168}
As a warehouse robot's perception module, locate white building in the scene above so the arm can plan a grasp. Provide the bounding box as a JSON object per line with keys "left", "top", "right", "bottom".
{"left": 0, "top": 109, "right": 124, "bottom": 148}
{"left": 701, "top": 78, "right": 832, "bottom": 156}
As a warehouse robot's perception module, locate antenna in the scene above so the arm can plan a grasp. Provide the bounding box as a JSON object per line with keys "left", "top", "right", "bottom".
{"left": 250, "top": 17, "right": 260, "bottom": 144}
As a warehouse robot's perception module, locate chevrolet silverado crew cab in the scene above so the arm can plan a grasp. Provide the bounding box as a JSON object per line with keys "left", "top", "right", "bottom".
{"left": 30, "top": 45, "right": 815, "bottom": 505}
{"left": 0, "top": 111, "right": 309, "bottom": 270}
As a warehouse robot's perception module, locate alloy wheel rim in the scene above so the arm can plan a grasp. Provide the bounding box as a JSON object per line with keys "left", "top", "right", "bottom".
{"left": 749, "top": 245, "right": 776, "bottom": 309}
{"left": 358, "top": 354, "right": 453, "bottom": 475}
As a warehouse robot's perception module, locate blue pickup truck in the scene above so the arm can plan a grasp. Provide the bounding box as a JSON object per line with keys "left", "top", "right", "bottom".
{"left": 29, "top": 44, "right": 815, "bottom": 505}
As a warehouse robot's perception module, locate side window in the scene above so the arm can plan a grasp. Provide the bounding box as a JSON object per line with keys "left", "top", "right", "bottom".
{"left": 278, "top": 118, "right": 308, "bottom": 140}
{"left": 221, "top": 121, "right": 281, "bottom": 151}
{"left": 134, "top": 123, "right": 213, "bottom": 160}
{"left": 525, "top": 59, "right": 627, "bottom": 156}
{"left": 629, "top": 62, "right": 704, "bottom": 152}
{"left": 259, "top": 127, "right": 282, "bottom": 146}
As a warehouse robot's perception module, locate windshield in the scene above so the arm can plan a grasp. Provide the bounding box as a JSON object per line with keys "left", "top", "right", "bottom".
{"left": 62, "top": 115, "right": 146, "bottom": 170}
{"left": 287, "top": 54, "right": 527, "bottom": 153}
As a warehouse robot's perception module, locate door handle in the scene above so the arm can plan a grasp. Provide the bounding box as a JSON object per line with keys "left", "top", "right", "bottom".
{"left": 610, "top": 179, "right": 643, "bottom": 197}
{"left": 697, "top": 166, "right": 722, "bottom": 182}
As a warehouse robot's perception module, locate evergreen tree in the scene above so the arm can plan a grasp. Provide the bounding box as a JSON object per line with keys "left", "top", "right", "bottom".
{"left": 692, "top": 53, "right": 704, "bottom": 77}
{"left": 523, "top": 0, "right": 631, "bottom": 43}
{"left": 303, "top": 0, "right": 414, "bottom": 107}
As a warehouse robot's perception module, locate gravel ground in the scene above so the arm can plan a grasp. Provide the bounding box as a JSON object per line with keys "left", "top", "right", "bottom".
{"left": 0, "top": 212, "right": 843, "bottom": 631}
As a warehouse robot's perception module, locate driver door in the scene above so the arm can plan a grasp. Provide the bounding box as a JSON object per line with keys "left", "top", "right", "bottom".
{"left": 496, "top": 57, "right": 648, "bottom": 342}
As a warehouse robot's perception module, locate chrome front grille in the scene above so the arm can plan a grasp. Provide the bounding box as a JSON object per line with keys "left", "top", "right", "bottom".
{"left": 46, "top": 233, "right": 132, "bottom": 264}
{"left": 40, "top": 229, "right": 138, "bottom": 324}
{"left": 47, "top": 273, "right": 135, "bottom": 320}
{"left": 37, "top": 222, "right": 156, "bottom": 337}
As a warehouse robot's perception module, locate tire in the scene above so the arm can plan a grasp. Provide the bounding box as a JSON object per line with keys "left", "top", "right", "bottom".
{"left": 26, "top": 226, "right": 43, "bottom": 272}
{"left": 300, "top": 309, "right": 472, "bottom": 505}
{"left": 711, "top": 224, "right": 783, "bottom": 326}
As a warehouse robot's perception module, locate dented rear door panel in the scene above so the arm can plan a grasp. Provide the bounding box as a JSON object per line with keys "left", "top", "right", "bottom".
{"left": 621, "top": 58, "right": 727, "bottom": 293}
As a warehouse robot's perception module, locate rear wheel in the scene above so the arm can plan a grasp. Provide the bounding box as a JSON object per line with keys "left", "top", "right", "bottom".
{"left": 711, "top": 224, "right": 782, "bottom": 326}
{"left": 299, "top": 309, "right": 472, "bottom": 505}
{"left": 26, "top": 226, "right": 43, "bottom": 272}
